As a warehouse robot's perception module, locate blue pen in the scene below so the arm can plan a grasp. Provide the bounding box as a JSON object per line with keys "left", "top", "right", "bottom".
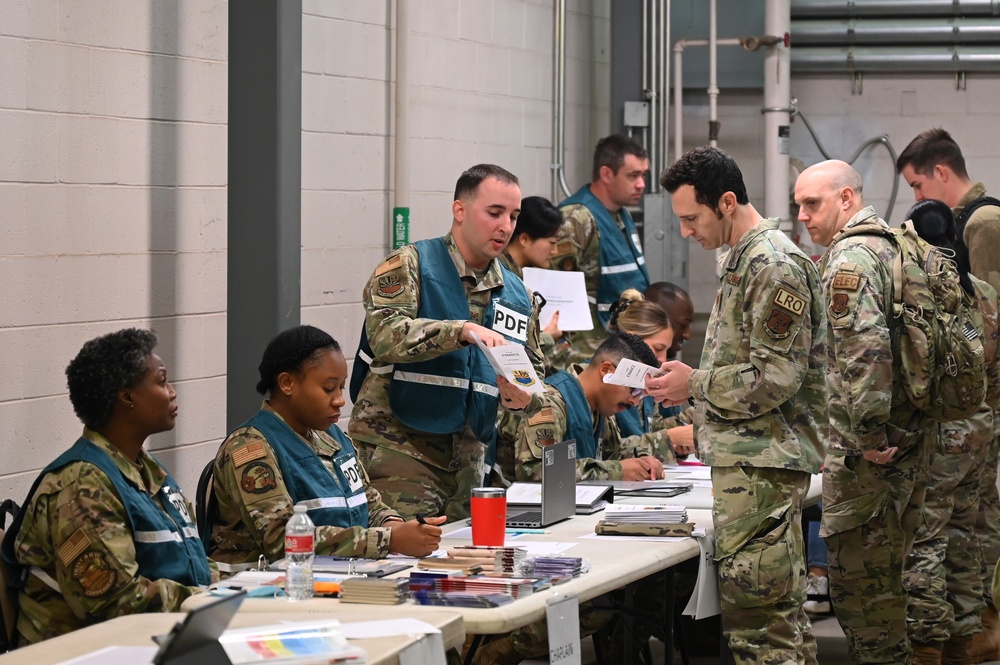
{"left": 506, "top": 528, "right": 547, "bottom": 535}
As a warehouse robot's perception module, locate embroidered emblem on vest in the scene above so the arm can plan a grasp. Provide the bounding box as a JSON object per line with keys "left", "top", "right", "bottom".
{"left": 241, "top": 461, "right": 278, "bottom": 494}
{"left": 376, "top": 274, "right": 404, "bottom": 299}
{"left": 765, "top": 308, "right": 793, "bottom": 338}
{"left": 72, "top": 551, "right": 116, "bottom": 598}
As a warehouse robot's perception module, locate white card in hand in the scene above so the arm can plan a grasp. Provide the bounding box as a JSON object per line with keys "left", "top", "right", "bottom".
{"left": 601, "top": 357, "right": 665, "bottom": 389}
{"left": 469, "top": 332, "right": 546, "bottom": 393}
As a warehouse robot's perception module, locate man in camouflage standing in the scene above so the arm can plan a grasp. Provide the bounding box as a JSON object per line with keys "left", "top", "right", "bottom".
{"left": 794, "top": 159, "right": 928, "bottom": 664}
{"left": 646, "top": 146, "right": 826, "bottom": 664}
{"left": 550, "top": 135, "right": 650, "bottom": 370}
{"left": 897, "top": 128, "right": 1000, "bottom": 661}
{"left": 349, "top": 164, "right": 545, "bottom": 522}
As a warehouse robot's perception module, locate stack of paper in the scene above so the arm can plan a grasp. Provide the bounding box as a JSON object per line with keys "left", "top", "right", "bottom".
{"left": 339, "top": 577, "right": 409, "bottom": 605}
{"left": 220, "top": 619, "right": 366, "bottom": 664}
{"left": 529, "top": 556, "right": 583, "bottom": 579}
{"left": 603, "top": 504, "right": 688, "bottom": 524}
{"left": 412, "top": 590, "right": 516, "bottom": 608}
{"left": 437, "top": 576, "right": 535, "bottom": 598}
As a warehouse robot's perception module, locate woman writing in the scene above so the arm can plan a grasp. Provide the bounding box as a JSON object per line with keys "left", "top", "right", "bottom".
{"left": 208, "top": 325, "right": 443, "bottom": 566}
{"left": 2, "top": 329, "right": 213, "bottom": 644}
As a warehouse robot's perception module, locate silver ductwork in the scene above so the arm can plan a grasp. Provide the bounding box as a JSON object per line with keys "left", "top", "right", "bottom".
{"left": 792, "top": 45, "right": 1000, "bottom": 72}
{"left": 792, "top": 0, "right": 1000, "bottom": 18}
{"left": 793, "top": 17, "right": 1000, "bottom": 45}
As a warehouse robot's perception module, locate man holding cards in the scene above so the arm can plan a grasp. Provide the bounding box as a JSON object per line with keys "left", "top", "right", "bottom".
{"left": 645, "top": 147, "right": 828, "bottom": 665}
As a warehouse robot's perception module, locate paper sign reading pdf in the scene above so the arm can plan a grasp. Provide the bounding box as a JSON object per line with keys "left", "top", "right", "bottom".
{"left": 601, "top": 357, "right": 665, "bottom": 389}
{"left": 470, "top": 332, "right": 546, "bottom": 394}
{"left": 521, "top": 267, "right": 592, "bottom": 331}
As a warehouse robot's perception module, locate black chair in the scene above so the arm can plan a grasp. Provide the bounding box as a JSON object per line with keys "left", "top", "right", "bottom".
{"left": 0, "top": 499, "right": 21, "bottom": 652}
{"left": 195, "top": 460, "right": 217, "bottom": 546}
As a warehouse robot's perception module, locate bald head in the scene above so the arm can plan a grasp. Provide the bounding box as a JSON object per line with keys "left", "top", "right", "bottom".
{"left": 794, "top": 160, "right": 866, "bottom": 246}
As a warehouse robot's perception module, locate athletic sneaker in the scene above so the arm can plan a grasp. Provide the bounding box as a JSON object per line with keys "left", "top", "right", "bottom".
{"left": 803, "top": 572, "right": 832, "bottom": 615}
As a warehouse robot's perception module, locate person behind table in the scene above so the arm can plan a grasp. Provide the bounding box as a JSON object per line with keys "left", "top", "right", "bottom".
{"left": 550, "top": 134, "right": 651, "bottom": 370}
{"left": 208, "top": 325, "right": 444, "bottom": 566}
{"left": 1, "top": 329, "right": 214, "bottom": 644}
{"left": 903, "top": 199, "right": 1000, "bottom": 662}
{"left": 605, "top": 288, "right": 679, "bottom": 463}
{"left": 498, "top": 195, "right": 567, "bottom": 371}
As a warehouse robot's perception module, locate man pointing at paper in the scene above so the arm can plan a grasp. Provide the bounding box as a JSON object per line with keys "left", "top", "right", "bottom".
{"left": 349, "top": 164, "right": 546, "bottom": 522}
{"left": 645, "top": 147, "right": 828, "bottom": 665}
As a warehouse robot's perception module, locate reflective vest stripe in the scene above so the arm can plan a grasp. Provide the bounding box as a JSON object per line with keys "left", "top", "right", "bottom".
{"left": 30, "top": 567, "right": 60, "bottom": 592}
{"left": 297, "top": 494, "right": 368, "bottom": 511}
{"left": 134, "top": 529, "right": 182, "bottom": 544}
{"left": 472, "top": 382, "right": 500, "bottom": 397}
{"left": 214, "top": 561, "right": 259, "bottom": 574}
{"left": 358, "top": 349, "right": 393, "bottom": 375}
{"left": 394, "top": 371, "right": 471, "bottom": 390}
{"left": 181, "top": 526, "right": 199, "bottom": 539}
{"left": 601, "top": 262, "right": 640, "bottom": 275}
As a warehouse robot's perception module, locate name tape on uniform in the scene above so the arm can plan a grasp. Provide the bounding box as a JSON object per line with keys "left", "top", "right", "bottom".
{"left": 773, "top": 287, "right": 806, "bottom": 316}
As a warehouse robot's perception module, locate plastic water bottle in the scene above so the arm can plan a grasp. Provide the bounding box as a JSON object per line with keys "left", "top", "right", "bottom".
{"left": 285, "top": 505, "right": 315, "bottom": 601}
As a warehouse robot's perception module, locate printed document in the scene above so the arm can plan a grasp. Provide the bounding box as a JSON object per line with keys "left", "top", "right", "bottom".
{"left": 522, "top": 267, "right": 592, "bottom": 331}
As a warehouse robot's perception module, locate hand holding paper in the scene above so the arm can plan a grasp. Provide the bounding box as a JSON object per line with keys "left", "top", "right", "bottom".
{"left": 469, "top": 332, "right": 546, "bottom": 394}
{"left": 601, "top": 357, "right": 666, "bottom": 390}
{"left": 644, "top": 360, "right": 693, "bottom": 405}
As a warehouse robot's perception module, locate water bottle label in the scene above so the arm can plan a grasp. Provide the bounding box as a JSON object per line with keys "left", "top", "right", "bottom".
{"left": 285, "top": 534, "right": 314, "bottom": 554}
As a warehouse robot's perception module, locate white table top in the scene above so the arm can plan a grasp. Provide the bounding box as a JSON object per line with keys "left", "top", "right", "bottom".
{"left": 185, "top": 507, "right": 702, "bottom": 634}
{"left": 0, "top": 609, "right": 464, "bottom": 665}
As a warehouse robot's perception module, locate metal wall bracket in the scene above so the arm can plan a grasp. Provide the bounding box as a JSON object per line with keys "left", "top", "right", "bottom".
{"left": 852, "top": 71, "right": 864, "bottom": 95}
{"left": 957, "top": 71, "right": 967, "bottom": 90}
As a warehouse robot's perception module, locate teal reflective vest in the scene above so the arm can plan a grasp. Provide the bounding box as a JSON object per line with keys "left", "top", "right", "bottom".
{"left": 560, "top": 185, "right": 650, "bottom": 328}
{"left": 545, "top": 371, "right": 601, "bottom": 460}
{"left": 616, "top": 396, "right": 657, "bottom": 438}
{"left": 2, "top": 438, "right": 211, "bottom": 587}
{"left": 351, "top": 237, "right": 534, "bottom": 467}
{"left": 244, "top": 410, "right": 369, "bottom": 529}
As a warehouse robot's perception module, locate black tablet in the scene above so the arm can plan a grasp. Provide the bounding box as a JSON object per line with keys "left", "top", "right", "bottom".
{"left": 152, "top": 590, "right": 246, "bottom": 665}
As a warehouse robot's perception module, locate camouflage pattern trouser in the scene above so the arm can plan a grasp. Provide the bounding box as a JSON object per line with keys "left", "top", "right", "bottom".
{"left": 712, "top": 466, "right": 816, "bottom": 665}
{"left": 904, "top": 429, "right": 987, "bottom": 643}
{"left": 821, "top": 445, "right": 927, "bottom": 665}
{"left": 978, "top": 435, "right": 1000, "bottom": 607}
{"left": 354, "top": 442, "right": 481, "bottom": 522}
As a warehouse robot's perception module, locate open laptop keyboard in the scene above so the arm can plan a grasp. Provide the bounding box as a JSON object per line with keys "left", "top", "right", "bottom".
{"left": 506, "top": 510, "right": 542, "bottom": 528}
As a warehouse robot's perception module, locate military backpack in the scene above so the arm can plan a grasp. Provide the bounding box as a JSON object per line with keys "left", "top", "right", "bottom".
{"left": 833, "top": 218, "right": 988, "bottom": 421}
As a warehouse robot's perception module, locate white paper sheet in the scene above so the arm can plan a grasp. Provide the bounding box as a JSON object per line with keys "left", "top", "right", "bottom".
{"left": 399, "top": 631, "right": 446, "bottom": 665}
{"left": 340, "top": 618, "right": 441, "bottom": 639}
{"left": 601, "top": 357, "right": 665, "bottom": 389}
{"left": 57, "top": 646, "right": 157, "bottom": 665}
{"left": 666, "top": 465, "right": 712, "bottom": 480}
{"left": 683, "top": 535, "right": 722, "bottom": 619}
{"left": 578, "top": 530, "right": 706, "bottom": 543}
{"left": 521, "top": 267, "right": 592, "bottom": 331}
{"left": 470, "top": 332, "right": 546, "bottom": 393}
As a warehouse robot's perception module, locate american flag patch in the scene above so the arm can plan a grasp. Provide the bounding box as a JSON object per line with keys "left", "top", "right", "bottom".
{"left": 964, "top": 321, "right": 979, "bottom": 342}
{"left": 232, "top": 441, "right": 267, "bottom": 467}
{"left": 57, "top": 528, "right": 91, "bottom": 567}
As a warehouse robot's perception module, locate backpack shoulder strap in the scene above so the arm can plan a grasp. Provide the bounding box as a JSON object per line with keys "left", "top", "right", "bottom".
{"left": 956, "top": 195, "right": 1000, "bottom": 229}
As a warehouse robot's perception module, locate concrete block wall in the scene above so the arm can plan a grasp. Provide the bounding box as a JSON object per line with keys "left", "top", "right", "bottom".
{"left": 0, "top": 0, "right": 228, "bottom": 503}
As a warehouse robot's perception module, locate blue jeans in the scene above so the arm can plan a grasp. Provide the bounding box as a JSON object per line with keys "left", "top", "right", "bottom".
{"left": 808, "top": 502, "right": 828, "bottom": 570}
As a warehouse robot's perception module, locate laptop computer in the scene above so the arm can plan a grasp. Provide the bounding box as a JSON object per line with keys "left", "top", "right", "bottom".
{"left": 505, "top": 439, "right": 578, "bottom": 528}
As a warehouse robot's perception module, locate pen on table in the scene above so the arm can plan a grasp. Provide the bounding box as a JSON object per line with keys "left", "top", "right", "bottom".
{"left": 505, "top": 528, "right": 548, "bottom": 535}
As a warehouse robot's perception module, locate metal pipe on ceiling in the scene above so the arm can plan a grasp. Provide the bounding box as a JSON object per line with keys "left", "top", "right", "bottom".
{"left": 791, "top": 45, "right": 1000, "bottom": 72}
{"left": 791, "top": 0, "right": 1000, "bottom": 18}
{"left": 793, "top": 17, "right": 1000, "bottom": 46}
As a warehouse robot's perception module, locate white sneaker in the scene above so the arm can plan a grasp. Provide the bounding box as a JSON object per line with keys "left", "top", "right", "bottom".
{"left": 803, "top": 572, "right": 832, "bottom": 615}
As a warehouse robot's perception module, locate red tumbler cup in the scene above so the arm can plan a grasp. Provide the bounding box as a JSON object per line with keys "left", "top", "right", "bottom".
{"left": 470, "top": 487, "right": 506, "bottom": 546}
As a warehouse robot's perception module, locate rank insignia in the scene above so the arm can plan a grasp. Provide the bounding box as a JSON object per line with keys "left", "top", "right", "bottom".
{"left": 511, "top": 369, "right": 536, "bottom": 388}
{"left": 725, "top": 273, "right": 741, "bottom": 286}
{"left": 241, "top": 462, "right": 278, "bottom": 494}
{"left": 376, "top": 274, "right": 404, "bottom": 299}
{"left": 72, "top": 551, "right": 116, "bottom": 598}
{"left": 765, "top": 308, "right": 793, "bottom": 338}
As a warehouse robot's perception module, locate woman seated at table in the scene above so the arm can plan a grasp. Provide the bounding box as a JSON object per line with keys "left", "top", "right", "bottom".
{"left": 208, "top": 325, "right": 444, "bottom": 566}
{"left": 1, "top": 329, "right": 215, "bottom": 644}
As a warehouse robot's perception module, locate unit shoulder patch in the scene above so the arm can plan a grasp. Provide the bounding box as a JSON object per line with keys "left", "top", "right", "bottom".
{"left": 832, "top": 271, "right": 862, "bottom": 291}
{"left": 71, "top": 550, "right": 116, "bottom": 598}
{"left": 376, "top": 273, "right": 405, "bottom": 299}
{"left": 772, "top": 286, "right": 807, "bottom": 316}
{"left": 764, "top": 308, "right": 794, "bottom": 339}
{"left": 240, "top": 461, "right": 278, "bottom": 494}
{"left": 830, "top": 292, "right": 851, "bottom": 319}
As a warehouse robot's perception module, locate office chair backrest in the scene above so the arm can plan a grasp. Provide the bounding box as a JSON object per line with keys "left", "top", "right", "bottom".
{"left": 0, "top": 499, "right": 21, "bottom": 652}
{"left": 195, "top": 460, "right": 217, "bottom": 550}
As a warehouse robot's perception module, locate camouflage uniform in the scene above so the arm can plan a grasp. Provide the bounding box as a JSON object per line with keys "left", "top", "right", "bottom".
{"left": 349, "top": 233, "right": 545, "bottom": 522}
{"left": 209, "top": 404, "right": 401, "bottom": 565}
{"left": 618, "top": 397, "right": 680, "bottom": 465}
{"left": 819, "top": 206, "right": 929, "bottom": 664}
{"left": 956, "top": 184, "right": 1000, "bottom": 608}
{"left": 904, "top": 275, "right": 1000, "bottom": 644}
{"left": 693, "top": 217, "right": 826, "bottom": 665}
{"left": 6, "top": 430, "right": 214, "bottom": 644}
{"left": 549, "top": 203, "right": 633, "bottom": 370}
{"left": 514, "top": 365, "right": 658, "bottom": 482}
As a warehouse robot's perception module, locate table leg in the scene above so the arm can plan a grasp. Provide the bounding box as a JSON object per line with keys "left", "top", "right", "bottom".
{"left": 623, "top": 584, "right": 636, "bottom": 665}
{"left": 462, "top": 634, "right": 483, "bottom": 665}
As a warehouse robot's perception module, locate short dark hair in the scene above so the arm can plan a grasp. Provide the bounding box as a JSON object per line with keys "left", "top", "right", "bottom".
{"left": 660, "top": 146, "right": 749, "bottom": 209}
{"left": 454, "top": 164, "right": 519, "bottom": 201}
{"left": 256, "top": 325, "right": 341, "bottom": 395}
{"left": 644, "top": 281, "right": 689, "bottom": 307}
{"left": 510, "top": 196, "right": 563, "bottom": 242}
{"left": 897, "top": 128, "right": 969, "bottom": 179}
{"left": 66, "top": 328, "right": 158, "bottom": 430}
{"left": 592, "top": 331, "right": 658, "bottom": 368}
{"left": 906, "top": 199, "right": 973, "bottom": 294}
{"left": 592, "top": 134, "right": 648, "bottom": 182}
